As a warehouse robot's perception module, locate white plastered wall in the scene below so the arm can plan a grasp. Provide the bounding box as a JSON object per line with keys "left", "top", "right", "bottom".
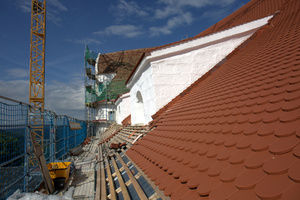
{"left": 127, "top": 16, "right": 273, "bottom": 125}
{"left": 151, "top": 35, "right": 248, "bottom": 111}
{"left": 129, "top": 62, "right": 156, "bottom": 125}
{"left": 115, "top": 93, "right": 131, "bottom": 124}
{"left": 95, "top": 103, "right": 115, "bottom": 121}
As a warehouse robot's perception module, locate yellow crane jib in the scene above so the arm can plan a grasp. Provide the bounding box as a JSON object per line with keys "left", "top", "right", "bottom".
{"left": 29, "top": 0, "right": 46, "bottom": 148}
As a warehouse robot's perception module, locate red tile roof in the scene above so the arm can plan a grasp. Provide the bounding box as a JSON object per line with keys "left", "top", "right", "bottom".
{"left": 126, "top": 0, "right": 300, "bottom": 199}
{"left": 97, "top": 48, "right": 156, "bottom": 81}
{"left": 196, "top": 0, "right": 290, "bottom": 38}
{"left": 122, "top": 114, "right": 131, "bottom": 126}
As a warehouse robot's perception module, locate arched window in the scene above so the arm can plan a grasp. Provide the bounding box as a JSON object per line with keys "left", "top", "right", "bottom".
{"left": 135, "top": 91, "right": 145, "bottom": 125}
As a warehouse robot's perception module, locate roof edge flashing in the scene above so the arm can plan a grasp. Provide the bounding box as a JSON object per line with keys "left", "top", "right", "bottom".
{"left": 95, "top": 53, "right": 101, "bottom": 75}
{"left": 115, "top": 92, "right": 130, "bottom": 105}
{"left": 148, "top": 15, "right": 274, "bottom": 61}
{"left": 126, "top": 58, "right": 150, "bottom": 89}
{"left": 126, "top": 15, "right": 273, "bottom": 88}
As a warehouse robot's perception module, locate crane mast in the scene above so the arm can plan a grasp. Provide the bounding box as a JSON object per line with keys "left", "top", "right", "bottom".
{"left": 29, "top": 0, "right": 46, "bottom": 146}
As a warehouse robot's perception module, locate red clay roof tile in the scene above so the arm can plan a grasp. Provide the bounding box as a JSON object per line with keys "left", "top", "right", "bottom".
{"left": 126, "top": 0, "right": 300, "bottom": 199}
{"left": 288, "top": 160, "right": 300, "bottom": 182}
{"left": 245, "top": 150, "right": 270, "bottom": 168}
{"left": 235, "top": 168, "right": 267, "bottom": 190}
{"left": 209, "top": 182, "right": 238, "bottom": 200}
{"left": 255, "top": 174, "right": 294, "bottom": 199}
{"left": 281, "top": 183, "right": 300, "bottom": 200}
{"left": 263, "top": 153, "right": 298, "bottom": 175}
{"left": 227, "top": 188, "right": 259, "bottom": 200}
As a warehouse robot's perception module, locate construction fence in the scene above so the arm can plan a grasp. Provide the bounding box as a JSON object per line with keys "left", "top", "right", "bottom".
{"left": 0, "top": 96, "right": 88, "bottom": 200}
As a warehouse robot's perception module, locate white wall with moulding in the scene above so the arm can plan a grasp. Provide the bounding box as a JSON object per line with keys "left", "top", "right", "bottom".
{"left": 115, "top": 93, "right": 131, "bottom": 124}
{"left": 126, "top": 16, "right": 273, "bottom": 125}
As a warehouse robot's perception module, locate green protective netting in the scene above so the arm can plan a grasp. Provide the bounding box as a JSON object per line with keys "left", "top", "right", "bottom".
{"left": 96, "top": 80, "right": 129, "bottom": 102}
{"left": 85, "top": 87, "right": 97, "bottom": 103}
{"left": 84, "top": 46, "right": 129, "bottom": 104}
{"left": 85, "top": 45, "right": 98, "bottom": 104}
{"left": 98, "top": 83, "right": 104, "bottom": 93}
{"left": 84, "top": 45, "right": 98, "bottom": 68}
{"left": 85, "top": 81, "right": 128, "bottom": 104}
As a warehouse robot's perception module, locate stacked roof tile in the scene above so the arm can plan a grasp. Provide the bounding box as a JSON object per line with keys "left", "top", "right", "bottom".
{"left": 126, "top": 0, "right": 300, "bottom": 199}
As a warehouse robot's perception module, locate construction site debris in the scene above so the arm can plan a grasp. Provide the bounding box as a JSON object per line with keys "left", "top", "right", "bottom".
{"left": 7, "top": 187, "right": 74, "bottom": 200}
{"left": 69, "top": 122, "right": 82, "bottom": 130}
{"left": 47, "top": 162, "right": 71, "bottom": 190}
{"left": 69, "top": 147, "right": 84, "bottom": 156}
{"left": 30, "top": 131, "right": 55, "bottom": 194}
{"left": 109, "top": 142, "right": 126, "bottom": 149}
{"left": 82, "top": 137, "right": 91, "bottom": 145}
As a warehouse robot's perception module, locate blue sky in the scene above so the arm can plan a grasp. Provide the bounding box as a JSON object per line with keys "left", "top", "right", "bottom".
{"left": 0, "top": 0, "right": 251, "bottom": 119}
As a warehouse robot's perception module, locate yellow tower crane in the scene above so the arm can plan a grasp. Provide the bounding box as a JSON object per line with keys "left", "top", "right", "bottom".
{"left": 29, "top": 0, "right": 46, "bottom": 147}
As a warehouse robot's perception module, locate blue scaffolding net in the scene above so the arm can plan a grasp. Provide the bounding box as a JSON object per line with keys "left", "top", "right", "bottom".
{"left": 0, "top": 97, "right": 88, "bottom": 199}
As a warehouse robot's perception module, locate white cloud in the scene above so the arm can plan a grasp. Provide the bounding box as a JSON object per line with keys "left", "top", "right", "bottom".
{"left": 16, "top": 0, "right": 31, "bottom": 13}
{"left": 155, "top": 0, "right": 237, "bottom": 19}
{"left": 150, "top": 0, "right": 237, "bottom": 37}
{"left": 48, "top": 0, "right": 68, "bottom": 12}
{"left": 150, "top": 12, "right": 193, "bottom": 36}
{"left": 47, "top": 53, "right": 82, "bottom": 67}
{"left": 6, "top": 68, "right": 29, "bottom": 79}
{"left": 110, "top": 0, "right": 148, "bottom": 20}
{"left": 47, "top": 0, "right": 68, "bottom": 25}
{"left": 67, "top": 38, "right": 102, "bottom": 45}
{"left": 93, "top": 25, "right": 144, "bottom": 38}
{"left": 45, "top": 78, "right": 85, "bottom": 119}
{"left": 154, "top": 6, "right": 177, "bottom": 19}
{"left": 0, "top": 54, "right": 28, "bottom": 68}
{"left": 46, "top": 79, "right": 84, "bottom": 112}
{"left": 0, "top": 77, "right": 85, "bottom": 120}
{"left": 15, "top": 0, "right": 68, "bottom": 25}
{"left": 0, "top": 79, "right": 29, "bottom": 103}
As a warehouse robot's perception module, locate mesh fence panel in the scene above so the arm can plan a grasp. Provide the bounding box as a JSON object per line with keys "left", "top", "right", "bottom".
{"left": 0, "top": 99, "right": 88, "bottom": 200}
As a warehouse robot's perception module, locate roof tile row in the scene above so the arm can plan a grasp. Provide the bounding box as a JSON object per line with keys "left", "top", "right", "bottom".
{"left": 127, "top": 0, "right": 300, "bottom": 199}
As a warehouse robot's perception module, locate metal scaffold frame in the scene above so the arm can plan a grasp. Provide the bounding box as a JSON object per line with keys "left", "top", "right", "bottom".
{"left": 0, "top": 96, "right": 87, "bottom": 199}
{"left": 84, "top": 45, "right": 97, "bottom": 137}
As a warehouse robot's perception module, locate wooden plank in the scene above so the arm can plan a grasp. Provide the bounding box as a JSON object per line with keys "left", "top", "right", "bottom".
{"left": 116, "top": 153, "right": 148, "bottom": 200}
{"left": 128, "top": 124, "right": 147, "bottom": 139}
{"left": 105, "top": 157, "right": 117, "bottom": 200}
{"left": 111, "top": 156, "right": 131, "bottom": 200}
{"left": 30, "top": 131, "right": 55, "bottom": 194}
{"left": 99, "top": 145, "right": 107, "bottom": 200}
{"left": 95, "top": 145, "right": 104, "bottom": 200}
{"left": 121, "top": 150, "right": 169, "bottom": 200}
{"left": 69, "top": 122, "right": 82, "bottom": 130}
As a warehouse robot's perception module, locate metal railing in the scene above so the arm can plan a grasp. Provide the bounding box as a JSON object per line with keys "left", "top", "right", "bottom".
{"left": 0, "top": 96, "right": 89, "bottom": 199}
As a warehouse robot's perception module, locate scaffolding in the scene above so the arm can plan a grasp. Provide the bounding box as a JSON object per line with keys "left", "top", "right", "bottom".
{"left": 84, "top": 45, "right": 98, "bottom": 137}
{"left": 84, "top": 48, "right": 134, "bottom": 136}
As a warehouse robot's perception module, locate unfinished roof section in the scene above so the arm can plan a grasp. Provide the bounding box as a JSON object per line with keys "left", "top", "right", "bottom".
{"left": 95, "top": 48, "right": 156, "bottom": 103}
{"left": 97, "top": 47, "right": 156, "bottom": 81}
{"left": 127, "top": 0, "right": 300, "bottom": 199}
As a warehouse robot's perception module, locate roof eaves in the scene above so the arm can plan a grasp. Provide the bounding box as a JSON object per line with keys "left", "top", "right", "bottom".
{"left": 125, "top": 52, "right": 148, "bottom": 86}
{"left": 115, "top": 91, "right": 130, "bottom": 104}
